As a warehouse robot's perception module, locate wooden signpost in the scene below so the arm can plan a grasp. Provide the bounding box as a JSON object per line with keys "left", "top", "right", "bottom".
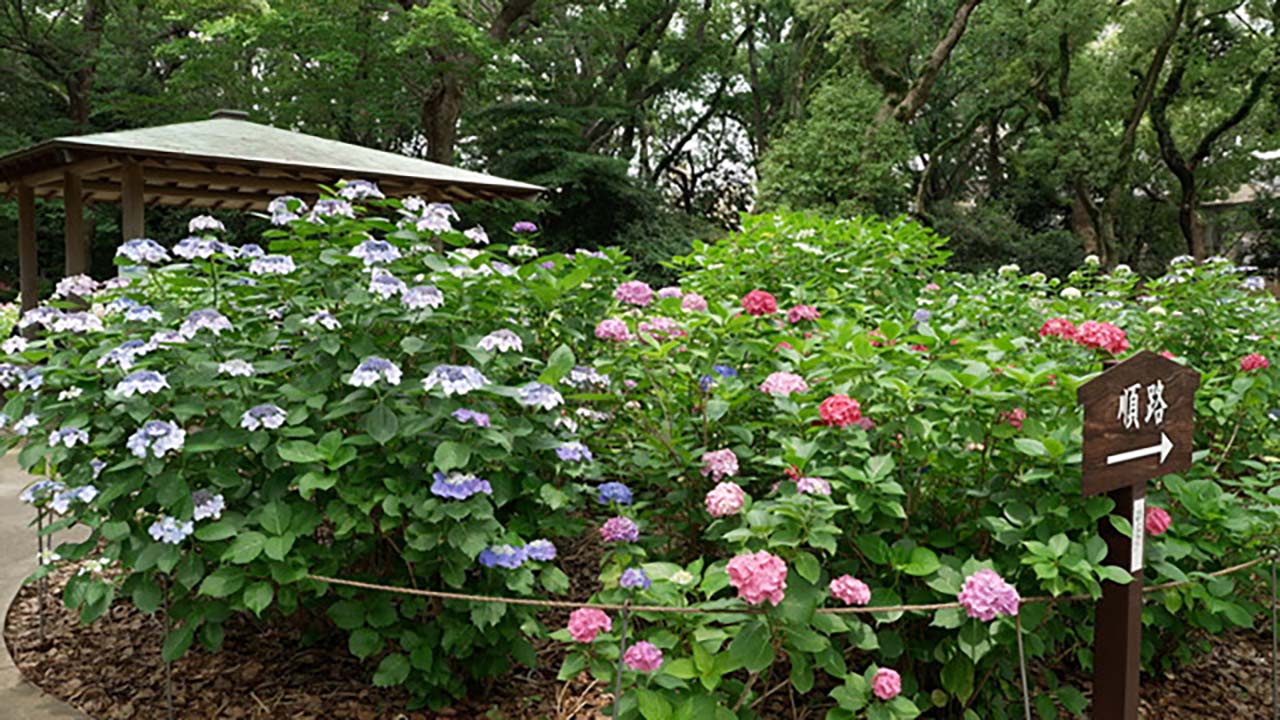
{"left": 1077, "top": 350, "right": 1200, "bottom": 720}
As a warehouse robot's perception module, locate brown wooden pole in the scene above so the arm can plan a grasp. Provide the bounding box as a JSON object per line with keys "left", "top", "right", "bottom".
{"left": 121, "top": 159, "right": 145, "bottom": 241}
{"left": 17, "top": 182, "right": 38, "bottom": 311}
{"left": 1092, "top": 481, "right": 1144, "bottom": 719}
{"left": 64, "top": 171, "right": 89, "bottom": 276}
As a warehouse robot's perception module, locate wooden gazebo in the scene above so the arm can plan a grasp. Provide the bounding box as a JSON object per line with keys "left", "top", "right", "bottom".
{"left": 0, "top": 110, "right": 543, "bottom": 309}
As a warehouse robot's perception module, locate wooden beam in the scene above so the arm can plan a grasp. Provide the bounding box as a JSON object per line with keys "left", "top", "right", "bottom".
{"left": 17, "top": 183, "right": 37, "bottom": 311}
{"left": 121, "top": 160, "right": 145, "bottom": 241}
{"left": 84, "top": 180, "right": 272, "bottom": 207}
{"left": 64, "top": 171, "right": 90, "bottom": 276}
{"left": 23, "top": 155, "right": 119, "bottom": 188}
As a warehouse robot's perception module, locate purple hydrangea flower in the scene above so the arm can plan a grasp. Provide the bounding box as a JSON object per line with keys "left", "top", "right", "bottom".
{"left": 796, "top": 476, "right": 832, "bottom": 496}
{"left": 524, "top": 539, "right": 557, "bottom": 562}
{"left": 402, "top": 285, "right": 444, "bottom": 310}
{"left": 13, "top": 414, "right": 39, "bottom": 436}
{"left": 349, "top": 238, "right": 402, "bottom": 266}
{"left": 127, "top": 420, "right": 186, "bottom": 459}
{"left": 713, "top": 365, "right": 737, "bottom": 378}
{"left": 237, "top": 243, "right": 265, "bottom": 259}
{"left": 596, "top": 482, "right": 633, "bottom": 505}
{"left": 117, "top": 238, "right": 171, "bottom": 264}
{"left": 338, "top": 179, "right": 384, "bottom": 201}
{"left": 55, "top": 274, "right": 99, "bottom": 298}
{"left": 249, "top": 255, "right": 297, "bottom": 275}
{"left": 913, "top": 308, "right": 932, "bottom": 323}
{"left": 52, "top": 312, "right": 104, "bottom": 333}
{"left": 18, "top": 367, "right": 42, "bottom": 391}
{"left": 555, "top": 441, "right": 593, "bottom": 462}
{"left": 90, "top": 459, "right": 107, "bottom": 479}
{"left": 620, "top": 568, "right": 651, "bottom": 590}
{"left": 563, "top": 366, "right": 610, "bottom": 389}
{"left": 124, "top": 305, "right": 163, "bottom": 322}
{"left": 348, "top": 356, "right": 403, "bottom": 387}
{"left": 115, "top": 370, "right": 169, "bottom": 397}
{"left": 512, "top": 221, "right": 538, "bottom": 234}
{"left": 241, "top": 404, "right": 286, "bottom": 431}
{"left": 518, "top": 382, "right": 563, "bottom": 410}
{"left": 478, "top": 544, "right": 526, "bottom": 569}
{"left": 368, "top": 268, "right": 407, "bottom": 299}
{"left": 657, "top": 286, "right": 683, "bottom": 299}
{"left": 174, "top": 236, "right": 234, "bottom": 260}
{"left": 464, "top": 226, "right": 489, "bottom": 245}
{"left": 268, "top": 196, "right": 307, "bottom": 225}
{"left": 478, "top": 329, "right": 522, "bottom": 353}
{"left": 310, "top": 198, "right": 355, "bottom": 221}
{"left": 48, "top": 427, "right": 90, "bottom": 448}
{"left": 180, "top": 309, "right": 233, "bottom": 338}
{"left": 423, "top": 365, "right": 489, "bottom": 396}
{"left": 19, "top": 307, "right": 64, "bottom": 330}
{"left": 958, "top": 569, "right": 1021, "bottom": 621}
{"left": 599, "top": 517, "right": 639, "bottom": 543}
{"left": 50, "top": 485, "right": 97, "bottom": 514}
{"left": 192, "top": 490, "right": 225, "bottom": 521}
{"left": 218, "top": 360, "right": 255, "bottom": 377}
{"left": 451, "top": 408, "right": 491, "bottom": 427}
{"left": 20, "top": 479, "right": 64, "bottom": 505}
{"left": 303, "top": 311, "right": 341, "bottom": 330}
{"left": 188, "top": 215, "right": 225, "bottom": 233}
{"left": 148, "top": 516, "right": 194, "bottom": 544}
{"left": 146, "top": 330, "right": 186, "bottom": 350}
{"left": 431, "top": 471, "right": 492, "bottom": 500}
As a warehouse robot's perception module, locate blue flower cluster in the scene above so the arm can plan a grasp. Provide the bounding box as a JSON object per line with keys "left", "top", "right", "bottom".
{"left": 555, "top": 441, "right": 593, "bottom": 462}
{"left": 596, "top": 482, "right": 633, "bottom": 505}
{"left": 430, "top": 471, "right": 492, "bottom": 500}
{"left": 423, "top": 365, "right": 489, "bottom": 396}
{"left": 478, "top": 538, "right": 557, "bottom": 569}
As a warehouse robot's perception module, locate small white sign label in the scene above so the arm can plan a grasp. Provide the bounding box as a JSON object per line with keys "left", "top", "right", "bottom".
{"left": 1131, "top": 498, "right": 1145, "bottom": 573}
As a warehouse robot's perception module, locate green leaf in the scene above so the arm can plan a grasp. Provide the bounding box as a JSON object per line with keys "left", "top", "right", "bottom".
{"left": 225, "top": 532, "right": 267, "bottom": 564}
{"left": 727, "top": 619, "right": 774, "bottom": 673}
{"left": 264, "top": 535, "right": 295, "bottom": 561}
{"left": 940, "top": 655, "right": 974, "bottom": 701}
{"left": 276, "top": 440, "right": 323, "bottom": 463}
{"left": 198, "top": 567, "right": 246, "bottom": 598}
{"left": 1013, "top": 438, "right": 1048, "bottom": 457}
{"left": 899, "top": 547, "right": 940, "bottom": 577}
{"left": 794, "top": 552, "right": 821, "bottom": 583}
{"left": 373, "top": 653, "right": 411, "bottom": 687}
{"left": 636, "top": 689, "right": 673, "bottom": 720}
{"left": 328, "top": 600, "right": 366, "bottom": 630}
{"left": 132, "top": 579, "right": 163, "bottom": 614}
{"left": 1097, "top": 565, "right": 1133, "bottom": 584}
{"left": 538, "top": 344, "right": 576, "bottom": 384}
{"left": 434, "top": 441, "right": 472, "bottom": 472}
{"left": 259, "top": 502, "right": 292, "bottom": 535}
{"left": 162, "top": 623, "right": 196, "bottom": 662}
{"left": 348, "top": 627, "right": 383, "bottom": 659}
{"left": 194, "top": 519, "right": 240, "bottom": 542}
{"left": 243, "top": 582, "right": 273, "bottom": 616}
{"left": 364, "top": 404, "right": 399, "bottom": 444}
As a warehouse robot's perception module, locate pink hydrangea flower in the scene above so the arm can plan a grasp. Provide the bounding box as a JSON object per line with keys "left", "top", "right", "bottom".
{"left": 638, "top": 316, "right": 685, "bottom": 342}
{"left": 819, "top": 394, "right": 861, "bottom": 427}
{"left": 1145, "top": 506, "right": 1172, "bottom": 536}
{"left": 700, "top": 448, "right": 739, "bottom": 481}
{"left": 1074, "top": 320, "right": 1129, "bottom": 355}
{"left": 726, "top": 550, "right": 788, "bottom": 606}
{"left": 656, "top": 286, "right": 683, "bottom": 299}
{"left": 871, "top": 668, "right": 902, "bottom": 700}
{"left": 599, "top": 516, "right": 639, "bottom": 543}
{"left": 796, "top": 477, "right": 831, "bottom": 496}
{"left": 924, "top": 282, "right": 941, "bottom": 292}
{"left": 787, "top": 305, "right": 820, "bottom": 324}
{"left": 1241, "top": 353, "right": 1270, "bottom": 372}
{"left": 759, "top": 372, "right": 809, "bottom": 396}
{"left": 614, "top": 280, "right": 654, "bottom": 306}
{"left": 741, "top": 289, "right": 778, "bottom": 316}
{"left": 829, "top": 575, "right": 871, "bottom": 605}
{"left": 622, "top": 641, "right": 663, "bottom": 672}
{"left": 1038, "top": 317, "right": 1076, "bottom": 340}
{"left": 1003, "top": 407, "right": 1027, "bottom": 430}
{"left": 705, "top": 481, "right": 745, "bottom": 517}
{"left": 958, "top": 569, "right": 1020, "bottom": 621}
{"left": 681, "top": 293, "right": 708, "bottom": 312}
{"left": 868, "top": 329, "right": 895, "bottom": 347}
{"left": 595, "top": 318, "right": 631, "bottom": 342}
{"left": 566, "top": 607, "right": 612, "bottom": 642}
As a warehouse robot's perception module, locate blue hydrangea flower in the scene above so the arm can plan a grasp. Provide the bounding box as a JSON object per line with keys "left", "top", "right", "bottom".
{"left": 237, "top": 243, "right": 265, "bottom": 259}
{"left": 478, "top": 329, "right": 523, "bottom": 353}
{"left": 249, "top": 255, "right": 297, "bottom": 275}
{"left": 620, "top": 567, "right": 651, "bottom": 590}
{"left": 95, "top": 340, "right": 148, "bottom": 370}
{"left": 2, "top": 336, "right": 29, "bottom": 354}
{"left": 310, "top": 198, "right": 355, "bottom": 221}
{"left": 188, "top": 215, "right": 225, "bottom": 233}
{"left": 115, "top": 370, "right": 169, "bottom": 397}
{"left": 50, "top": 485, "right": 97, "bottom": 514}
{"left": 518, "top": 382, "right": 563, "bottom": 410}
{"left": 913, "top": 308, "right": 932, "bottom": 323}
{"left": 90, "top": 459, "right": 106, "bottom": 479}
{"left": 563, "top": 366, "right": 610, "bottom": 389}
{"left": 303, "top": 311, "right": 341, "bottom": 330}
{"left": 125, "top": 305, "right": 163, "bottom": 322}
{"left": 451, "top": 408, "right": 491, "bottom": 427}
{"left": 698, "top": 375, "right": 716, "bottom": 392}
{"left": 712, "top": 365, "right": 737, "bottom": 377}
{"left": 464, "top": 226, "right": 489, "bottom": 245}
{"left": 241, "top": 404, "right": 286, "bottom": 431}
{"left": 13, "top": 414, "right": 38, "bottom": 436}
{"left": 1243, "top": 276, "right": 1266, "bottom": 292}
{"left": 402, "top": 285, "right": 444, "bottom": 310}
{"left": 20, "top": 479, "right": 64, "bottom": 506}
{"left": 348, "top": 356, "right": 402, "bottom": 387}
{"left": 148, "top": 515, "right": 194, "bottom": 544}
{"left": 19, "top": 307, "right": 63, "bottom": 331}
{"left": 368, "top": 268, "right": 407, "bottom": 299}
{"left": 349, "top": 238, "right": 402, "bottom": 266}
{"left": 18, "top": 368, "right": 42, "bottom": 391}
{"left": 192, "top": 490, "right": 225, "bottom": 521}
{"left": 0, "top": 363, "right": 22, "bottom": 388}
{"left": 218, "top": 360, "right": 255, "bottom": 377}
{"left": 48, "top": 427, "right": 89, "bottom": 448}
{"left": 596, "top": 482, "right": 633, "bottom": 506}
{"left": 174, "top": 236, "right": 235, "bottom": 260}
{"left": 524, "top": 539, "right": 557, "bottom": 561}
{"left": 478, "top": 544, "right": 526, "bottom": 569}
{"left": 338, "top": 179, "right": 384, "bottom": 201}
{"left": 556, "top": 441, "right": 593, "bottom": 462}
{"left": 180, "top": 308, "right": 233, "bottom": 338}
{"left": 107, "top": 296, "right": 139, "bottom": 313}
{"left": 117, "top": 238, "right": 171, "bottom": 264}
{"left": 127, "top": 420, "right": 186, "bottom": 459}
{"left": 268, "top": 196, "right": 308, "bottom": 225}
{"left": 405, "top": 201, "right": 458, "bottom": 234}
{"left": 423, "top": 365, "right": 489, "bottom": 396}
{"left": 52, "top": 312, "right": 104, "bottom": 333}
{"left": 430, "top": 471, "right": 492, "bottom": 500}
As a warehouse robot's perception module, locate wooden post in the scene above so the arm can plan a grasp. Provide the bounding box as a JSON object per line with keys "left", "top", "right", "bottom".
{"left": 121, "top": 159, "right": 145, "bottom": 241}
{"left": 17, "top": 182, "right": 38, "bottom": 311}
{"left": 64, "top": 171, "right": 89, "bottom": 276}
{"left": 1092, "top": 482, "right": 1145, "bottom": 720}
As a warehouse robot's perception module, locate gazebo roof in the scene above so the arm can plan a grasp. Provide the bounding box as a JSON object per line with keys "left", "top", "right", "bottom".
{"left": 0, "top": 111, "right": 542, "bottom": 209}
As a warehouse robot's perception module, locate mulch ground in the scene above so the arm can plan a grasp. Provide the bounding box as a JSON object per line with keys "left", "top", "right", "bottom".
{"left": 5, "top": 566, "right": 1277, "bottom": 719}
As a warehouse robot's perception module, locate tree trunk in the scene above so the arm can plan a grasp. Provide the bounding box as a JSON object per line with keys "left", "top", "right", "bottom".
{"left": 421, "top": 74, "right": 463, "bottom": 165}
{"left": 1178, "top": 184, "right": 1206, "bottom": 259}
{"left": 1071, "top": 183, "right": 1099, "bottom": 257}
{"left": 872, "top": 0, "right": 984, "bottom": 127}
{"left": 66, "top": 0, "right": 104, "bottom": 129}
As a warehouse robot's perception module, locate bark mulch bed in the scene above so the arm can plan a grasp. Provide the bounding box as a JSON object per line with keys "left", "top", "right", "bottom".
{"left": 5, "top": 567, "right": 1277, "bottom": 719}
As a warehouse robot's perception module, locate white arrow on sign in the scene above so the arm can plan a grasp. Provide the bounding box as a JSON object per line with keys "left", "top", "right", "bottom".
{"left": 1106, "top": 432, "right": 1173, "bottom": 466}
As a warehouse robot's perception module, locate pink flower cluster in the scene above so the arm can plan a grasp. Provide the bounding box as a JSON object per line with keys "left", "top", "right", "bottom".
{"left": 705, "top": 481, "right": 745, "bottom": 517}
{"left": 1003, "top": 407, "right": 1027, "bottom": 430}
{"left": 796, "top": 476, "right": 831, "bottom": 496}
{"left": 566, "top": 608, "right": 612, "bottom": 642}
{"left": 1241, "top": 353, "right": 1270, "bottom": 372}
{"left": 871, "top": 668, "right": 901, "bottom": 700}
{"left": 615, "top": 281, "right": 654, "bottom": 306}
{"left": 595, "top": 318, "right": 631, "bottom": 342}
{"left": 700, "top": 448, "right": 739, "bottom": 481}
{"left": 638, "top": 316, "right": 685, "bottom": 342}
{"left": 819, "top": 394, "right": 862, "bottom": 427}
{"left": 726, "top": 550, "right": 788, "bottom": 606}
{"left": 656, "top": 286, "right": 683, "bottom": 299}
{"left": 787, "top": 305, "right": 820, "bottom": 324}
{"left": 1038, "top": 317, "right": 1076, "bottom": 340}
{"left": 741, "top": 289, "right": 778, "bottom": 316}
{"left": 829, "top": 575, "right": 871, "bottom": 606}
{"left": 1145, "top": 506, "right": 1172, "bottom": 536}
{"left": 1074, "top": 320, "right": 1130, "bottom": 355}
{"left": 958, "top": 569, "right": 1020, "bottom": 621}
{"left": 623, "top": 641, "right": 663, "bottom": 672}
{"left": 759, "top": 372, "right": 809, "bottom": 396}
{"left": 599, "top": 516, "right": 639, "bottom": 543}
{"left": 681, "top": 293, "right": 708, "bottom": 312}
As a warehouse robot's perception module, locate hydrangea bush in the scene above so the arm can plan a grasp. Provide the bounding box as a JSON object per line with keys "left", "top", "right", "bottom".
{"left": 4, "top": 185, "right": 627, "bottom": 704}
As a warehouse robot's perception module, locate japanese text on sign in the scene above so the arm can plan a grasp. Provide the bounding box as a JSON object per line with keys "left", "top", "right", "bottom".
{"left": 1116, "top": 380, "right": 1167, "bottom": 430}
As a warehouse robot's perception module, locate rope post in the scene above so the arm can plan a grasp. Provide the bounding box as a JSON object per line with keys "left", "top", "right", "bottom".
{"left": 1271, "top": 554, "right": 1277, "bottom": 720}
{"left": 613, "top": 601, "right": 631, "bottom": 720}
{"left": 1015, "top": 613, "right": 1032, "bottom": 720}
{"left": 36, "top": 508, "right": 45, "bottom": 638}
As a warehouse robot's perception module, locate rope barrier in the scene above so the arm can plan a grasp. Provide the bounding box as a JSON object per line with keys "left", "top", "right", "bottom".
{"left": 305, "top": 552, "right": 1278, "bottom": 618}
